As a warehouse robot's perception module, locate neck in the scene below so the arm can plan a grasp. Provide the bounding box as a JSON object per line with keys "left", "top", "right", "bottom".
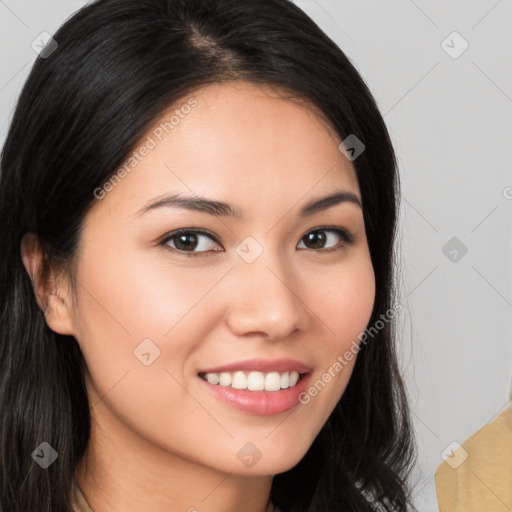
{"left": 75, "top": 386, "right": 275, "bottom": 512}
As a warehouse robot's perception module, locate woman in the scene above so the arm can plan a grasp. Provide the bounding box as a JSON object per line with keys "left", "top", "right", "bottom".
{"left": 0, "top": 0, "right": 416, "bottom": 510}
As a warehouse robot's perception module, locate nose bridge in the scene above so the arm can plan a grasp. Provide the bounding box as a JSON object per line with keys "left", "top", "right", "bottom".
{"left": 226, "top": 236, "right": 306, "bottom": 337}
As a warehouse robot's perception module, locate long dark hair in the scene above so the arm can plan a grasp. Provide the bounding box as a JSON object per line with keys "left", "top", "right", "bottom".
{"left": 0, "top": 0, "right": 416, "bottom": 510}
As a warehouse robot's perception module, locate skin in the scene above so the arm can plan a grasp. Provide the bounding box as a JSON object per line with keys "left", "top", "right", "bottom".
{"left": 21, "top": 80, "right": 375, "bottom": 512}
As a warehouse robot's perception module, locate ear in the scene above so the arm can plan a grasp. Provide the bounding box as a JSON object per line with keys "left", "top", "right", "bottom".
{"left": 20, "top": 232, "right": 76, "bottom": 336}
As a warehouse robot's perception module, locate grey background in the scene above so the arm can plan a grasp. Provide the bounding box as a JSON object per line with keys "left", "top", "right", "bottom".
{"left": 1, "top": 1, "right": 511, "bottom": 510}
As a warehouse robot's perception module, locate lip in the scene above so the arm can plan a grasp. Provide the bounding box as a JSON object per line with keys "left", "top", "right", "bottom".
{"left": 197, "top": 358, "right": 313, "bottom": 375}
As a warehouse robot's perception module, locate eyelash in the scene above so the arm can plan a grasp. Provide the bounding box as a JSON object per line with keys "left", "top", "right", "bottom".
{"left": 159, "top": 226, "right": 355, "bottom": 257}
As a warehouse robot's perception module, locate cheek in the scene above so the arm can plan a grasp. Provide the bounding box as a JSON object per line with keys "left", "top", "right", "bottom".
{"left": 72, "top": 268, "right": 202, "bottom": 438}
{"left": 319, "top": 254, "right": 376, "bottom": 353}
{"left": 71, "top": 252, "right": 226, "bottom": 395}
{"left": 297, "top": 256, "right": 375, "bottom": 433}
{"left": 76, "top": 244, "right": 223, "bottom": 342}
{"left": 287, "top": 252, "right": 373, "bottom": 405}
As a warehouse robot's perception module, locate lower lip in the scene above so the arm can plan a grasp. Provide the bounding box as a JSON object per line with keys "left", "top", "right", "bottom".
{"left": 198, "top": 373, "right": 312, "bottom": 415}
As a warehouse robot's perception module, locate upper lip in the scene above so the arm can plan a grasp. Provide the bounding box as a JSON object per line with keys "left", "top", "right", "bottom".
{"left": 198, "top": 358, "right": 313, "bottom": 375}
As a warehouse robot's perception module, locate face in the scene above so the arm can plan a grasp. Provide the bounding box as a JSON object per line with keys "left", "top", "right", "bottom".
{"left": 46, "top": 81, "right": 375, "bottom": 475}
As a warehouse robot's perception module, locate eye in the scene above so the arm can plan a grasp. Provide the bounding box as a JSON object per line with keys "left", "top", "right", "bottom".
{"left": 159, "top": 226, "right": 354, "bottom": 257}
{"left": 297, "top": 226, "right": 354, "bottom": 252}
{"left": 160, "top": 228, "right": 221, "bottom": 256}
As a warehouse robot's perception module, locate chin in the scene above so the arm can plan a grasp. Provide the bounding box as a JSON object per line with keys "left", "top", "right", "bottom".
{"left": 227, "top": 436, "right": 315, "bottom": 476}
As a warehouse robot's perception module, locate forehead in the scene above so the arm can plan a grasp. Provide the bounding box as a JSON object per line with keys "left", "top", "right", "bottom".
{"left": 88, "top": 80, "right": 360, "bottom": 221}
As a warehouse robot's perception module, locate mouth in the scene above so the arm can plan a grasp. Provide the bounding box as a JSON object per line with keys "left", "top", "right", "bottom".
{"left": 196, "top": 358, "right": 314, "bottom": 415}
{"left": 198, "top": 370, "right": 308, "bottom": 392}
{"left": 197, "top": 369, "right": 313, "bottom": 415}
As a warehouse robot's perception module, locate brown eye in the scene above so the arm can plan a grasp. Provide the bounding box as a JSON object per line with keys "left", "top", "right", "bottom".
{"left": 159, "top": 226, "right": 354, "bottom": 257}
{"left": 297, "top": 227, "right": 354, "bottom": 251}
{"left": 160, "top": 229, "right": 221, "bottom": 255}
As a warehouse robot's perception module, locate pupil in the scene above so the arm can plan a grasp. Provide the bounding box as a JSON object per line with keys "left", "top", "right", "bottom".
{"left": 306, "top": 231, "right": 325, "bottom": 249}
{"left": 176, "top": 233, "right": 197, "bottom": 250}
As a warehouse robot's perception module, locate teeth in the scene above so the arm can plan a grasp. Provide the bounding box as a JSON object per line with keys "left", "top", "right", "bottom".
{"left": 264, "top": 372, "right": 280, "bottom": 391}
{"left": 232, "top": 371, "right": 247, "bottom": 389}
{"left": 201, "top": 370, "right": 301, "bottom": 391}
{"left": 206, "top": 373, "right": 220, "bottom": 385}
{"left": 247, "top": 371, "right": 265, "bottom": 391}
{"left": 219, "top": 372, "right": 232, "bottom": 386}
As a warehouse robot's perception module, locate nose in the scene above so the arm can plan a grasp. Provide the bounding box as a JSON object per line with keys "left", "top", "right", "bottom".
{"left": 224, "top": 246, "right": 310, "bottom": 340}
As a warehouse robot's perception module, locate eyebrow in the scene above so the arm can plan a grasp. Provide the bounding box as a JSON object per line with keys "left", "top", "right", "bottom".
{"left": 134, "top": 190, "right": 362, "bottom": 219}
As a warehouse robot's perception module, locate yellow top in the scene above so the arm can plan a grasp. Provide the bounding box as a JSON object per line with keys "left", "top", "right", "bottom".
{"left": 435, "top": 406, "right": 512, "bottom": 512}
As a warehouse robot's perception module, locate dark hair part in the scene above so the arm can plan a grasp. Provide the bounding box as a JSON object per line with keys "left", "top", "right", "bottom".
{"left": 0, "top": 0, "right": 416, "bottom": 510}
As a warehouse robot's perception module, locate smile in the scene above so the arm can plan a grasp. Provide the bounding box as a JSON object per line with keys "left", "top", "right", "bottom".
{"left": 198, "top": 370, "right": 301, "bottom": 391}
